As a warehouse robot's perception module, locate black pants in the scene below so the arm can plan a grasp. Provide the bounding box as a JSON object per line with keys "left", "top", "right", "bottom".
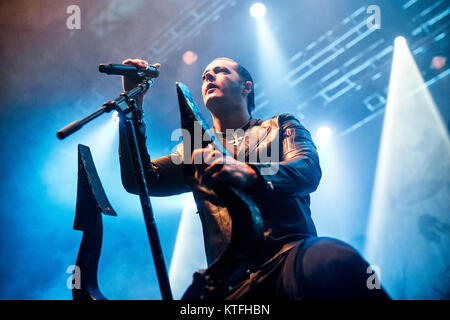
{"left": 224, "top": 237, "right": 391, "bottom": 300}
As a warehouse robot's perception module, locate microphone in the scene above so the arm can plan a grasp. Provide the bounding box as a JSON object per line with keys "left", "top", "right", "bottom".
{"left": 98, "top": 63, "right": 159, "bottom": 78}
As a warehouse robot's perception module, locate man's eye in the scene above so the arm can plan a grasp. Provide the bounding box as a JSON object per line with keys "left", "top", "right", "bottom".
{"left": 213, "top": 67, "right": 228, "bottom": 74}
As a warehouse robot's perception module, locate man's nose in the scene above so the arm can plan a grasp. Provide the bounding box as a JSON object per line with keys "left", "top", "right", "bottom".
{"left": 204, "top": 72, "right": 215, "bottom": 82}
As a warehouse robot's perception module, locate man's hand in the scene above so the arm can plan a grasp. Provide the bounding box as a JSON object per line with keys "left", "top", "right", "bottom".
{"left": 191, "top": 148, "right": 258, "bottom": 189}
{"left": 121, "top": 58, "right": 161, "bottom": 91}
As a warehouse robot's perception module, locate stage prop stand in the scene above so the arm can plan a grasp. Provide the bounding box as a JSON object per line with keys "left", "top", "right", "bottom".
{"left": 57, "top": 79, "right": 173, "bottom": 300}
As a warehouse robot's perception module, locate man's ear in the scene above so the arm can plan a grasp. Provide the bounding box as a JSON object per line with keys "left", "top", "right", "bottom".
{"left": 243, "top": 81, "right": 253, "bottom": 95}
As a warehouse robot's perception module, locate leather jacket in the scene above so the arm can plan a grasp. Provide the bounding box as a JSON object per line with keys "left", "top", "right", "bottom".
{"left": 119, "top": 113, "right": 322, "bottom": 267}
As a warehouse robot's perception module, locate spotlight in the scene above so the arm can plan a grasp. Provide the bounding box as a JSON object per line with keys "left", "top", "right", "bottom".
{"left": 365, "top": 32, "right": 449, "bottom": 299}
{"left": 250, "top": 2, "right": 266, "bottom": 19}
{"left": 394, "top": 36, "right": 406, "bottom": 46}
{"left": 431, "top": 56, "right": 446, "bottom": 70}
{"left": 182, "top": 50, "right": 198, "bottom": 65}
{"left": 112, "top": 111, "right": 119, "bottom": 123}
{"left": 317, "top": 126, "right": 332, "bottom": 145}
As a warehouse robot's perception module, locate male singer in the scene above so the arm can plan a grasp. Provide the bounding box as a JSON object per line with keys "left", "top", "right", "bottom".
{"left": 118, "top": 57, "right": 390, "bottom": 299}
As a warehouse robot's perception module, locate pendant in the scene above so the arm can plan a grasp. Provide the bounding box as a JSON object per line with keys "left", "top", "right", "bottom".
{"left": 229, "top": 134, "right": 244, "bottom": 146}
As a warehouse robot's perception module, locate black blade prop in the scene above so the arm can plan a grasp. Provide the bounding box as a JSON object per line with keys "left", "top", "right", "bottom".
{"left": 176, "top": 82, "right": 264, "bottom": 299}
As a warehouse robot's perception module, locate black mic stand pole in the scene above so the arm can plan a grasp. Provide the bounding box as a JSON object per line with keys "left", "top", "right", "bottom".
{"left": 57, "top": 80, "right": 173, "bottom": 300}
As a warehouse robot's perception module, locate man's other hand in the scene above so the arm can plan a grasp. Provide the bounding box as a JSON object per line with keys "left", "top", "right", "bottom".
{"left": 191, "top": 148, "right": 258, "bottom": 189}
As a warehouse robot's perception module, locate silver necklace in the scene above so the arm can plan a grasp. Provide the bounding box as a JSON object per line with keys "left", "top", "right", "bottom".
{"left": 228, "top": 133, "right": 244, "bottom": 146}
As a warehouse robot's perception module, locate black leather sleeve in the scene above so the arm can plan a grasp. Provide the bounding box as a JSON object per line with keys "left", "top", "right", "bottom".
{"left": 118, "top": 119, "right": 190, "bottom": 196}
{"left": 248, "top": 113, "right": 322, "bottom": 196}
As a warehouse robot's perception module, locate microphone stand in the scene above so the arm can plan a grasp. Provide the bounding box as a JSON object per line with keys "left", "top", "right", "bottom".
{"left": 57, "top": 79, "right": 173, "bottom": 300}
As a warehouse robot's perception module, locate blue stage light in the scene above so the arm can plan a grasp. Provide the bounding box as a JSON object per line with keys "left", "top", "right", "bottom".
{"left": 394, "top": 36, "right": 406, "bottom": 46}
{"left": 317, "top": 126, "right": 332, "bottom": 145}
{"left": 365, "top": 35, "right": 450, "bottom": 299}
{"left": 112, "top": 111, "right": 119, "bottom": 123}
{"left": 250, "top": 2, "right": 266, "bottom": 19}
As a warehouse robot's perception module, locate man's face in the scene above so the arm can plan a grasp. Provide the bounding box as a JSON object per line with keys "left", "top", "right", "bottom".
{"left": 201, "top": 58, "right": 247, "bottom": 113}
